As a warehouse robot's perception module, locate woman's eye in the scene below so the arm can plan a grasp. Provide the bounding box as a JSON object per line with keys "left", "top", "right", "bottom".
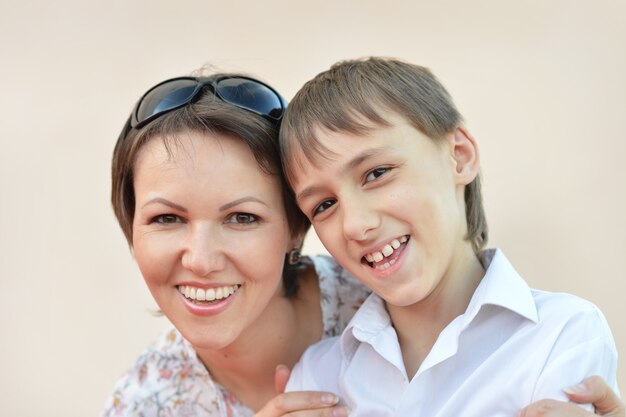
{"left": 151, "top": 214, "right": 181, "bottom": 224}
{"left": 365, "top": 167, "right": 390, "bottom": 182}
{"left": 226, "top": 213, "right": 259, "bottom": 225}
{"left": 313, "top": 199, "right": 336, "bottom": 217}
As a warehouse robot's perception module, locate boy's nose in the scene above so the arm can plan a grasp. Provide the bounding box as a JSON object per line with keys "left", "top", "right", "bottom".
{"left": 181, "top": 225, "right": 226, "bottom": 277}
{"left": 341, "top": 198, "right": 380, "bottom": 242}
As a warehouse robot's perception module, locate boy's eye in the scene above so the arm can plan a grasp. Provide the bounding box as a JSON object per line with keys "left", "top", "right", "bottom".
{"left": 313, "top": 199, "right": 336, "bottom": 217}
{"left": 151, "top": 214, "right": 181, "bottom": 224}
{"left": 225, "top": 213, "right": 259, "bottom": 225}
{"left": 365, "top": 167, "right": 390, "bottom": 182}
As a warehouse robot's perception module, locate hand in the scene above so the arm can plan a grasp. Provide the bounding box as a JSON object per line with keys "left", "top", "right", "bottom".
{"left": 253, "top": 365, "right": 350, "bottom": 417}
{"left": 517, "top": 376, "right": 624, "bottom": 417}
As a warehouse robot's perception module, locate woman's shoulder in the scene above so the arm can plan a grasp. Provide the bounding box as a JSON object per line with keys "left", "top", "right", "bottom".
{"left": 307, "top": 254, "right": 371, "bottom": 338}
{"left": 308, "top": 254, "right": 362, "bottom": 288}
{"left": 100, "top": 327, "right": 227, "bottom": 417}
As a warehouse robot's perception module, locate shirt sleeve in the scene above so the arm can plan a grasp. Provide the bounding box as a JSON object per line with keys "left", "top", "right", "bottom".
{"left": 285, "top": 337, "right": 343, "bottom": 394}
{"left": 284, "top": 356, "right": 309, "bottom": 392}
{"left": 531, "top": 305, "right": 619, "bottom": 410}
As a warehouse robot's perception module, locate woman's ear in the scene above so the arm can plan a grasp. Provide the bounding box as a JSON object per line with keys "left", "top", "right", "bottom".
{"left": 449, "top": 126, "right": 480, "bottom": 185}
{"left": 288, "top": 232, "right": 305, "bottom": 254}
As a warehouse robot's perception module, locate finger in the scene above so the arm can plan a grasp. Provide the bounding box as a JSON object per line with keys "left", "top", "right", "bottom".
{"left": 274, "top": 364, "right": 291, "bottom": 394}
{"left": 563, "top": 376, "right": 625, "bottom": 415}
{"left": 283, "top": 405, "right": 350, "bottom": 417}
{"left": 255, "top": 391, "right": 340, "bottom": 417}
{"left": 517, "top": 399, "right": 589, "bottom": 417}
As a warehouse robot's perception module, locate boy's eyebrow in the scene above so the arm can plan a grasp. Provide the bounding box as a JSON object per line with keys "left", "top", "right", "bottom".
{"left": 342, "top": 147, "right": 388, "bottom": 175}
{"left": 142, "top": 197, "right": 188, "bottom": 212}
{"left": 296, "top": 146, "right": 389, "bottom": 202}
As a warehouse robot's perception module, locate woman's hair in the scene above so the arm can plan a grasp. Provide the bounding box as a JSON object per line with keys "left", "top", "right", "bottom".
{"left": 280, "top": 57, "right": 487, "bottom": 254}
{"left": 111, "top": 73, "right": 310, "bottom": 296}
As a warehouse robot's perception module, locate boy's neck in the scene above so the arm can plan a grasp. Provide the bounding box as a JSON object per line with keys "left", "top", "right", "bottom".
{"left": 387, "top": 248, "right": 485, "bottom": 379}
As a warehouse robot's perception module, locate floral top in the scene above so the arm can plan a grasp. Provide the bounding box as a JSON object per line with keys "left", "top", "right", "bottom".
{"left": 102, "top": 255, "right": 369, "bottom": 417}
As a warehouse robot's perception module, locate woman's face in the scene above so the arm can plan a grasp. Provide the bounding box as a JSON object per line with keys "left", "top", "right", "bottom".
{"left": 132, "top": 131, "right": 294, "bottom": 351}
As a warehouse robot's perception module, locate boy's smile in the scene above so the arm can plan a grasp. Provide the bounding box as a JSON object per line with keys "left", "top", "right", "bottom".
{"left": 291, "top": 113, "right": 481, "bottom": 311}
{"left": 363, "top": 234, "right": 409, "bottom": 271}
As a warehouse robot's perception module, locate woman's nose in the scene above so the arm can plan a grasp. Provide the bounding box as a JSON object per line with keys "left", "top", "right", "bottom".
{"left": 181, "top": 225, "right": 226, "bottom": 277}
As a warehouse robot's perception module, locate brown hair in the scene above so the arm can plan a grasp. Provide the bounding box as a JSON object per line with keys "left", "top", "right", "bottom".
{"left": 111, "top": 73, "right": 309, "bottom": 296}
{"left": 280, "top": 57, "right": 487, "bottom": 253}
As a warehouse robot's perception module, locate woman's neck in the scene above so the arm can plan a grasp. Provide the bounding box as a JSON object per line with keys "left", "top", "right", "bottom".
{"left": 196, "top": 265, "right": 323, "bottom": 411}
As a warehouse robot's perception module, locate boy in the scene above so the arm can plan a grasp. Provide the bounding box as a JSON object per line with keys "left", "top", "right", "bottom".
{"left": 279, "top": 57, "right": 618, "bottom": 416}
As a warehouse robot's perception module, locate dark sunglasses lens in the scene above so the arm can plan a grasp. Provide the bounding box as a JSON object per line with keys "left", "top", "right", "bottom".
{"left": 136, "top": 79, "right": 199, "bottom": 125}
{"left": 216, "top": 78, "right": 284, "bottom": 120}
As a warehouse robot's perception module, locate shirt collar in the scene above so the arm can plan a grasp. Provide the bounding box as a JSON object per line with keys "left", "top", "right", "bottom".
{"left": 462, "top": 248, "right": 538, "bottom": 328}
{"left": 340, "top": 292, "right": 391, "bottom": 361}
{"left": 340, "top": 248, "right": 538, "bottom": 359}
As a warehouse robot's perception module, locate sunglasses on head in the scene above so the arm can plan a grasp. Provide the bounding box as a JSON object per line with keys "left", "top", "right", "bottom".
{"left": 129, "top": 75, "right": 287, "bottom": 129}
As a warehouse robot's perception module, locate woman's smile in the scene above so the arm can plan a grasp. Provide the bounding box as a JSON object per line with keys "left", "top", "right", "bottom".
{"left": 131, "top": 131, "right": 295, "bottom": 350}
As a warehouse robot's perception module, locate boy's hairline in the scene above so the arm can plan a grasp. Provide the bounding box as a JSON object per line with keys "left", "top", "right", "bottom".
{"left": 282, "top": 105, "right": 461, "bottom": 186}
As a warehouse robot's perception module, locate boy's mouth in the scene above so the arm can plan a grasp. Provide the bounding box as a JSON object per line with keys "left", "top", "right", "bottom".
{"left": 177, "top": 284, "right": 241, "bottom": 305}
{"left": 362, "top": 235, "right": 409, "bottom": 271}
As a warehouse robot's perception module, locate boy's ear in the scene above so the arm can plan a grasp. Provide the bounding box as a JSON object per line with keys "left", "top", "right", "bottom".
{"left": 449, "top": 126, "right": 480, "bottom": 185}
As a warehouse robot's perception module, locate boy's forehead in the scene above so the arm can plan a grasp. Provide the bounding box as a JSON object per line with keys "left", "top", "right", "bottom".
{"left": 287, "top": 107, "right": 396, "bottom": 155}
{"left": 283, "top": 108, "right": 425, "bottom": 187}
{"left": 287, "top": 123, "right": 360, "bottom": 168}
{"left": 287, "top": 117, "right": 391, "bottom": 172}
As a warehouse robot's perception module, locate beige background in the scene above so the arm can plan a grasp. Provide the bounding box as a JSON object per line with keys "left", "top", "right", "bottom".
{"left": 1, "top": 1, "right": 624, "bottom": 415}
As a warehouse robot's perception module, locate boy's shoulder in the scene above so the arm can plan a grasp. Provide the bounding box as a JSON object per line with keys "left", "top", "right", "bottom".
{"left": 484, "top": 249, "right": 612, "bottom": 331}
{"left": 484, "top": 249, "right": 616, "bottom": 360}
{"left": 531, "top": 288, "right": 613, "bottom": 336}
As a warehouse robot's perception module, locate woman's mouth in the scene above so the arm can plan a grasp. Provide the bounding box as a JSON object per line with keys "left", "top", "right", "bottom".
{"left": 177, "top": 284, "right": 241, "bottom": 305}
{"left": 362, "top": 235, "right": 409, "bottom": 271}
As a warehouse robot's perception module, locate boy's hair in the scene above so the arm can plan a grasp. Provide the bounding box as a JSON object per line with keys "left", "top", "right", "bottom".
{"left": 280, "top": 57, "right": 487, "bottom": 253}
{"left": 112, "top": 73, "right": 310, "bottom": 296}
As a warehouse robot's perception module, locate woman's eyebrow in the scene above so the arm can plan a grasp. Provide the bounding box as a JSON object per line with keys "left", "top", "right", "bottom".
{"left": 142, "top": 197, "right": 187, "bottom": 212}
{"left": 219, "top": 196, "right": 267, "bottom": 212}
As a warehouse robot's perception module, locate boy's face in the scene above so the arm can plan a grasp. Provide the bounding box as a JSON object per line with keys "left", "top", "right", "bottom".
{"left": 290, "top": 114, "right": 477, "bottom": 308}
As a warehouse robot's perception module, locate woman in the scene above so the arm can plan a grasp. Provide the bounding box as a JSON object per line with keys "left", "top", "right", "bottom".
{"left": 102, "top": 71, "right": 622, "bottom": 417}
{"left": 104, "top": 73, "right": 365, "bottom": 417}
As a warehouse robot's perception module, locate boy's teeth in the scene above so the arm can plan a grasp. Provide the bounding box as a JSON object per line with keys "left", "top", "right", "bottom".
{"left": 375, "top": 258, "right": 396, "bottom": 271}
{"left": 178, "top": 285, "right": 241, "bottom": 302}
{"left": 365, "top": 236, "right": 409, "bottom": 269}
{"left": 365, "top": 236, "right": 409, "bottom": 265}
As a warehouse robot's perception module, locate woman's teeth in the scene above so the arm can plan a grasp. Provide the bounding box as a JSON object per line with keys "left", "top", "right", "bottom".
{"left": 178, "top": 284, "right": 241, "bottom": 302}
{"left": 364, "top": 236, "right": 408, "bottom": 266}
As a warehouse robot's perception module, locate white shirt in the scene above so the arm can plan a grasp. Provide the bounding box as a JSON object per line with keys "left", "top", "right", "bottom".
{"left": 286, "top": 249, "right": 619, "bottom": 417}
